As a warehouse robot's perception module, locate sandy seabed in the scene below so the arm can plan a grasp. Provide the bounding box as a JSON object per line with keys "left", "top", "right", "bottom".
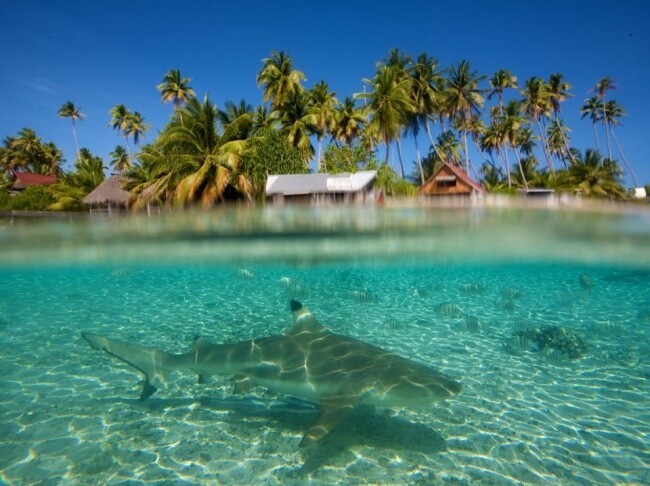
{"left": 0, "top": 263, "right": 648, "bottom": 485}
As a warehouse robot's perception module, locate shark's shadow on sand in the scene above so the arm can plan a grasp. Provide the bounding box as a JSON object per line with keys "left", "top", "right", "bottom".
{"left": 113, "top": 395, "right": 448, "bottom": 475}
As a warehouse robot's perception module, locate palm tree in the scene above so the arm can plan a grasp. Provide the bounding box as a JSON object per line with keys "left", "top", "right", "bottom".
{"left": 252, "top": 105, "right": 274, "bottom": 133}
{"left": 444, "top": 60, "right": 486, "bottom": 174}
{"left": 109, "top": 104, "right": 133, "bottom": 153}
{"left": 332, "top": 97, "right": 365, "bottom": 146}
{"left": 565, "top": 149, "right": 625, "bottom": 198}
{"left": 42, "top": 142, "right": 64, "bottom": 176}
{"left": 409, "top": 53, "right": 445, "bottom": 184}
{"left": 547, "top": 119, "right": 572, "bottom": 168}
{"left": 580, "top": 96, "right": 602, "bottom": 151}
{"left": 2, "top": 130, "right": 63, "bottom": 176}
{"left": 356, "top": 65, "right": 415, "bottom": 177}
{"left": 546, "top": 73, "right": 577, "bottom": 165}
{"left": 218, "top": 99, "right": 254, "bottom": 140}
{"left": 58, "top": 101, "right": 85, "bottom": 163}
{"left": 307, "top": 81, "right": 338, "bottom": 171}
{"left": 591, "top": 77, "right": 616, "bottom": 160}
{"left": 421, "top": 130, "right": 463, "bottom": 179}
{"left": 256, "top": 51, "right": 306, "bottom": 110}
{"left": 502, "top": 101, "right": 531, "bottom": 190}
{"left": 488, "top": 69, "right": 518, "bottom": 114}
{"left": 109, "top": 145, "right": 131, "bottom": 173}
{"left": 157, "top": 69, "right": 195, "bottom": 110}
{"left": 603, "top": 99, "right": 639, "bottom": 187}
{"left": 481, "top": 118, "right": 508, "bottom": 185}
{"left": 274, "top": 90, "right": 317, "bottom": 162}
{"left": 130, "top": 95, "right": 253, "bottom": 207}
{"left": 520, "top": 77, "right": 554, "bottom": 173}
{"left": 126, "top": 112, "right": 150, "bottom": 146}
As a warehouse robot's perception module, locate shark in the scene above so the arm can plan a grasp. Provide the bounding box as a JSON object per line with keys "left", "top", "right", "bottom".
{"left": 81, "top": 300, "right": 461, "bottom": 446}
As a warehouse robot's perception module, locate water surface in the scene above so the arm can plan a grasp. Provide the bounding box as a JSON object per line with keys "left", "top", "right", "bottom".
{"left": 1, "top": 202, "right": 648, "bottom": 484}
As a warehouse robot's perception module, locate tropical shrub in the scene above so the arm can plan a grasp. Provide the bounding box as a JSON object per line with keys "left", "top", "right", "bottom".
{"left": 241, "top": 128, "right": 306, "bottom": 201}
{"left": 7, "top": 185, "right": 56, "bottom": 211}
{"left": 321, "top": 144, "right": 379, "bottom": 174}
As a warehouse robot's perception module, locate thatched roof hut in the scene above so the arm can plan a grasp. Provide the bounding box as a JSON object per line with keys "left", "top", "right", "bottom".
{"left": 83, "top": 175, "right": 131, "bottom": 209}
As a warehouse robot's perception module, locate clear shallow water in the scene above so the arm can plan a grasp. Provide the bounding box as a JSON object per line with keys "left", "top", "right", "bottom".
{"left": 0, "top": 203, "right": 649, "bottom": 484}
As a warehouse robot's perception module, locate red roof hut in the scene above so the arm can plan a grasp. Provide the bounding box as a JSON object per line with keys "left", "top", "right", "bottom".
{"left": 419, "top": 163, "right": 484, "bottom": 197}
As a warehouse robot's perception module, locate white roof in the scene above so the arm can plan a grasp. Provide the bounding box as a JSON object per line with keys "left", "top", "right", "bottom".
{"left": 266, "top": 171, "right": 377, "bottom": 196}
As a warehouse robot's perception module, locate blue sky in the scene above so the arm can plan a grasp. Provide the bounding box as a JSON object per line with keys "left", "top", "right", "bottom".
{"left": 2, "top": 0, "right": 649, "bottom": 186}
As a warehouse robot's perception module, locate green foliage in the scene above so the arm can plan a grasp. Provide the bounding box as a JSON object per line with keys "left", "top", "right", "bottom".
{"left": 0, "top": 190, "right": 10, "bottom": 209}
{"left": 62, "top": 148, "right": 105, "bottom": 192}
{"left": 0, "top": 128, "right": 63, "bottom": 175}
{"left": 241, "top": 128, "right": 306, "bottom": 201}
{"left": 321, "top": 144, "right": 379, "bottom": 174}
{"left": 374, "top": 163, "right": 417, "bottom": 196}
{"left": 553, "top": 149, "right": 625, "bottom": 198}
{"left": 5, "top": 185, "right": 56, "bottom": 211}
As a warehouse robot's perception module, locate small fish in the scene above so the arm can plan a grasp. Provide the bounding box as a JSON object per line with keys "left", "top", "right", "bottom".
{"left": 350, "top": 290, "right": 374, "bottom": 303}
{"left": 236, "top": 269, "right": 254, "bottom": 279}
{"left": 384, "top": 319, "right": 405, "bottom": 331}
{"left": 539, "top": 347, "right": 571, "bottom": 363}
{"left": 501, "top": 287, "right": 523, "bottom": 299}
{"left": 497, "top": 297, "right": 516, "bottom": 312}
{"left": 593, "top": 321, "right": 625, "bottom": 336}
{"left": 579, "top": 274, "right": 594, "bottom": 290}
{"left": 511, "top": 319, "right": 535, "bottom": 332}
{"left": 435, "top": 302, "right": 462, "bottom": 318}
{"left": 459, "top": 316, "right": 481, "bottom": 333}
{"left": 459, "top": 282, "right": 484, "bottom": 295}
{"left": 504, "top": 335, "right": 532, "bottom": 354}
{"left": 279, "top": 277, "right": 308, "bottom": 299}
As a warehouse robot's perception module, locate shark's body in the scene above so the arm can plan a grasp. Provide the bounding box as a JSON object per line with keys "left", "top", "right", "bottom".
{"left": 82, "top": 301, "right": 460, "bottom": 446}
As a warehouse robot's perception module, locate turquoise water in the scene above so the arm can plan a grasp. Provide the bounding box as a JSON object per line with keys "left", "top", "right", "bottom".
{"left": 0, "top": 203, "right": 649, "bottom": 484}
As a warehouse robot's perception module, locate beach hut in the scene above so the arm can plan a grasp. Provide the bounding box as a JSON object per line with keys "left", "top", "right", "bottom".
{"left": 10, "top": 171, "right": 58, "bottom": 192}
{"left": 83, "top": 174, "right": 131, "bottom": 213}
{"left": 265, "top": 171, "right": 378, "bottom": 205}
{"left": 419, "top": 162, "right": 484, "bottom": 197}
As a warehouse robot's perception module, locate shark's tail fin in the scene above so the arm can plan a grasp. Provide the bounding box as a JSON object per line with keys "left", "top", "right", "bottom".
{"left": 82, "top": 333, "right": 171, "bottom": 400}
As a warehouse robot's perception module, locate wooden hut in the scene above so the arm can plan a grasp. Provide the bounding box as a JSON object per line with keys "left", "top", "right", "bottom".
{"left": 83, "top": 175, "right": 131, "bottom": 213}
{"left": 419, "top": 163, "right": 484, "bottom": 197}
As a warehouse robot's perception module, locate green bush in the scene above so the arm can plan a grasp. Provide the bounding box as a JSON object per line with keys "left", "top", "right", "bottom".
{"left": 8, "top": 185, "right": 56, "bottom": 211}
{"left": 0, "top": 190, "right": 10, "bottom": 210}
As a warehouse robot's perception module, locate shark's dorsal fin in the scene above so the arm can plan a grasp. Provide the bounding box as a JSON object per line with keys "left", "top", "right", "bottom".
{"left": 286, "top": 300, "right": 326, "bottom": 336}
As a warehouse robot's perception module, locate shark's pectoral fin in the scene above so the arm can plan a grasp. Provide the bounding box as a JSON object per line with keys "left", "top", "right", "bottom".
{"left": 300, "top": 394, "right": 357, "bottom": 447}
{"left": 140, "top": 381, "right": 158, "bottom": 401}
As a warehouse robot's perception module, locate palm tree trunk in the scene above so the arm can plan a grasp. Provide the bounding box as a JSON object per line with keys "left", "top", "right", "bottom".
{"left": 610, "top": 128, "right": 639, "bottom": 187}
{"left": 512, "top": 146, "right": 529, "bottom": 190}
{"left": 462, "top": 130, "right": 470, "bottom": 174}
{"left": 425, "top": 120, "right": 447, "bottom": 164}
{"left": 317, "top": 136, "right": 322, "bottom": 172}
{"left": 502, "top": 146, "right": 512, "bottom": 188}
{"left": 557, "top": 118, "right": 578, "bottom": 167}
{"left": 535, "top": 119, "right": 554, "bottom": 174}
{"left": 396, "top": 137, "right": 405, "bottom": 179}
{"left": 602, "top": 99, "right": 613, "bottom": 160}
{"left": 413, "top": 134, "right": 424, "bottom": 184}
{"left": 592, "top": 122, "right": 600, "bottom": 152}
{"left": 71, "top": 120, "right": 81, "bottom": 163}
